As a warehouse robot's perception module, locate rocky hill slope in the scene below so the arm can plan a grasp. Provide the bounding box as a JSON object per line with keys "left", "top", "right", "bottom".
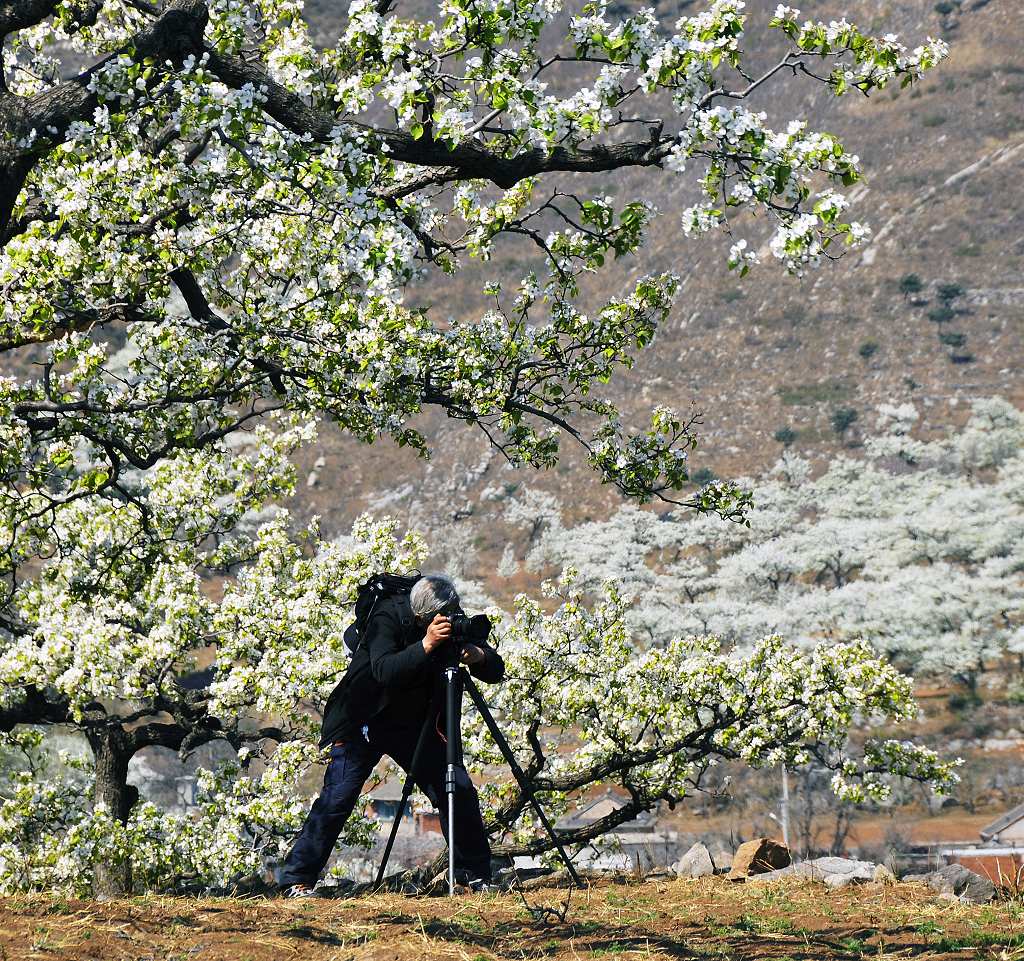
{"left": 287, "top": 0, "right": 1024, "bottom": 590}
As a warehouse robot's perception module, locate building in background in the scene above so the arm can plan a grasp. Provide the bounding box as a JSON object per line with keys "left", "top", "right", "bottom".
{"left": 940, "top": 800, "right": 1024, "bottom": 884}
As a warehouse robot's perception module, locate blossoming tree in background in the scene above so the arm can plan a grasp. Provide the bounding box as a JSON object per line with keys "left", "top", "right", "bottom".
{"left": 521, "top": 398, "right": 1024, "bottom": 687}
{"left": 0, "top": 0, "right": 952, "bottom": 893}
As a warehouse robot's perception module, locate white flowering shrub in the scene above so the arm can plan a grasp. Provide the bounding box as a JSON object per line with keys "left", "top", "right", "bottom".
{"left": 522, "top": 398, "right": 1024, "bottom": 686}
{"left": 460, "top": 574, "right": 957, "bottom": 860}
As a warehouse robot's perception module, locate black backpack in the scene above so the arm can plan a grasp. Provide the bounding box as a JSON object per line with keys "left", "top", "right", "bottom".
{"left": 342, "top": 571, "right": 422, "bottom": 655}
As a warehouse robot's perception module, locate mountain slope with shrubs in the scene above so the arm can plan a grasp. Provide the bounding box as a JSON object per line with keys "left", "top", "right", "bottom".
{"left": 288, "top": 0, "right": 1024, "bottom": 581}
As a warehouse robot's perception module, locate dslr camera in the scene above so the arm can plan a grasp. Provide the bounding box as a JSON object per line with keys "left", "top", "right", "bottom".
{"left": 442, "top": 608, "right": 492, "bottom": 645}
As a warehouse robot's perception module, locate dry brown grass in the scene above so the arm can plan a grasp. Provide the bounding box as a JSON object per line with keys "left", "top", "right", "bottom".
{"left": 3, "top": 876, "right": 1023, "bottom": 961}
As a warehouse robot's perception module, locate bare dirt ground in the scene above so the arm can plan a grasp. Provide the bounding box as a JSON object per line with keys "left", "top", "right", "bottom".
{"left": 3, "top": 877, "right": 1023, "bottom": 961}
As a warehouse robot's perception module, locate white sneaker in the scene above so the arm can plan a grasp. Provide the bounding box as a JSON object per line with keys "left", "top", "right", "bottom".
{"left": 282, "top": 883, "right": 320, "bottom": 898}
{"left": 467, "top": 877, "right": 500, "bottom": 893}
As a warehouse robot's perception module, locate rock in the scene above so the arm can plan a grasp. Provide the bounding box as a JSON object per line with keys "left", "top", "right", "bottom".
{"left": 873, "top": 864, "right": 898, "bottom": 885}
{"left": 749, "top": 856, "right": 877, "bottom": 889}
{"left": 312, "top": 878, "right": 357, "bottom": 898}
{"left": 905, "top": 864, "right": 996, "bottom": 904}
{"left": 673, "top": 842, "right": 716, "bottom": 879}
{"left": 710, "top": 850, "right": 733, "bottom": 874}
{"left": 727, "top": 838, "right": 791, "bottom": 880}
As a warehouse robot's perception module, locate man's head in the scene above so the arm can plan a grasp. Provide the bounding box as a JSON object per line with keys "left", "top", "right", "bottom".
{"left": 410, "top": 573, "right": 459, "bottom": 624}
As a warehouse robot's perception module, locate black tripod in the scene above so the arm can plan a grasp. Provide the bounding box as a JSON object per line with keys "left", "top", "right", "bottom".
{"left": 374, "top": 648, "right": 582, "bottom": 895}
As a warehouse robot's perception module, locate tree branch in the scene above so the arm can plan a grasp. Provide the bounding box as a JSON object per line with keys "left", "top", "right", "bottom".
{"left": 0, "top": 0, "right": 209, "bottom": 231}
{"left": 0, "top": 0, "right": 62, "bottom": 39}
{"left": 0, "top": 684, "right": 70, "bottom": 731}
{"left": 203, "top": 48, "right": 671, "bottom": 190}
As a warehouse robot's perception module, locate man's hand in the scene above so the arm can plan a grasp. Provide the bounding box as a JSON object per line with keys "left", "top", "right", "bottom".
{"left": 423, "top": 614, "right": 451, "bottom": 655}
{"left": 459, "top": 644, "right": 486, "bottom": 667}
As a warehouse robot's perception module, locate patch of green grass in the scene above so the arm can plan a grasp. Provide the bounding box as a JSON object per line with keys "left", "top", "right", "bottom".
{"left": 934, "top": 931, "right": 1024, "bottom": 950}
{"left": 776, "top": 380, "right": 851, "bottom": 406}
{"left": 700, "top": 914, "right": 739, "bottom": 938}
{"left": 734, "top": 913, "right": 798, "bottom": 935}
{"left": 922, "top": 113, "right": 948, "bottom": 127}
{"left": 40, "top": 897, "right": 73, "bottom": 915}
{"left": 749, "top": 887, "right": 796, "bottom": 912}
{"left": 914, "top": 919, "right": 945, "bottom": 939}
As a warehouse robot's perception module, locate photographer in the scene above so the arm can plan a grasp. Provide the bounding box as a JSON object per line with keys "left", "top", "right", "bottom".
{"left": 278, "top": 574, "right": 504, "bottom": 897}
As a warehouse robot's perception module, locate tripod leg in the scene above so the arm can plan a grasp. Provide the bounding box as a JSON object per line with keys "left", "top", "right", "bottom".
{"left": 374, "top": 704, "right": 437, "bottom": 888}
{"left": 445, "top": 666, "right": 463, "bottom": 896}
{"left": 463, "top": 674, "right": 583, "bottom": 888}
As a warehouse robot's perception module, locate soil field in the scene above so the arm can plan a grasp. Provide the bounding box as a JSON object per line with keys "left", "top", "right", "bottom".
{"left": 3, "top": 877, "right": 1023, "bottom": 961}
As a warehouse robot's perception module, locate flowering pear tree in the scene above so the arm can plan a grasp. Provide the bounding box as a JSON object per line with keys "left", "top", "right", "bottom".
{"left": 0, "top": 0, "right": 947, "bottom": 553}
{"left": 522, "top": 398, "right": 1024, "bottom": 685}
{"left": 0, "top": 419, "right": 428, "bottom": 893}
{"left": 0, "top": 0, "right": 953, "bottom": 893}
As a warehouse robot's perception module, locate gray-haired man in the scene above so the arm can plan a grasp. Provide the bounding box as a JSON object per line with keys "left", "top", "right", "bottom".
{"left": 279, "top": 574, "right": 505, "bottom": 896}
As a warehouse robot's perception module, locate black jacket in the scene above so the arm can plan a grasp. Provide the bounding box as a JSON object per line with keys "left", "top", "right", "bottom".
{"left": 320, "top": 595, "right": 505, "bottom": 746}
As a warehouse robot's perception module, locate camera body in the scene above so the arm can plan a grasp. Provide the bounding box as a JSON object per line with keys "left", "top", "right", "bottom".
{"left": 446, "top": 611, "right": 491, "bottom": 644}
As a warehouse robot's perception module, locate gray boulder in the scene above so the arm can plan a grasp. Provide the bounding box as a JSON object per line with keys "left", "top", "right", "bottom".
{"left": 749, "top": 856, "right": 879, "bottom": 889}
{"left": 904, "top": 863, "right": 996, "bottom": 904}
{"left": 673, "top": 842, "right": 716, "bottom": 879}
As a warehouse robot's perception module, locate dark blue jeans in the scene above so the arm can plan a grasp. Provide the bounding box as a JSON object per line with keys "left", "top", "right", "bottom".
{"left": 279, "top": 723, "right": 492, "bottom": 887}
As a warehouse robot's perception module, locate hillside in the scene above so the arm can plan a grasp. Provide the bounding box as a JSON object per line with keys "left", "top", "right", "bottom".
{"left": 282, "top": 0, "right": 1024, "bottom": 591}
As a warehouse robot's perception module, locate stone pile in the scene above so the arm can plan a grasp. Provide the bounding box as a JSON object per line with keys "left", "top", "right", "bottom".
{"left": 668, "top": 837, "right": 997, "bottom": 904}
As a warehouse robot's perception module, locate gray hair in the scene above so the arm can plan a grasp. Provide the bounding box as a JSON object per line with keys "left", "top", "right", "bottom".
{"left": 410, "top": 574, "right": 459, "bottom": 619}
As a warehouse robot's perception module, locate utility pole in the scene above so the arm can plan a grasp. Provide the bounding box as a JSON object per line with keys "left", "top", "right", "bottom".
{"left": 781, "top": 766, "right": 791, "bottom": 848}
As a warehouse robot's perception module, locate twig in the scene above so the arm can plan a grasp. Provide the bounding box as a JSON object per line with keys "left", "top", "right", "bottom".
{"left": 511, "top": 872, "right": 575, "bottom": 925}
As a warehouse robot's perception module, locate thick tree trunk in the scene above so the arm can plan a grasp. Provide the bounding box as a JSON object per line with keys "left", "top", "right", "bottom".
{"left": 85, "top": 727, "right": 137, "bottom": 897}
{"left": 0, "top": 157, "right": 32, "bottom": 242}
